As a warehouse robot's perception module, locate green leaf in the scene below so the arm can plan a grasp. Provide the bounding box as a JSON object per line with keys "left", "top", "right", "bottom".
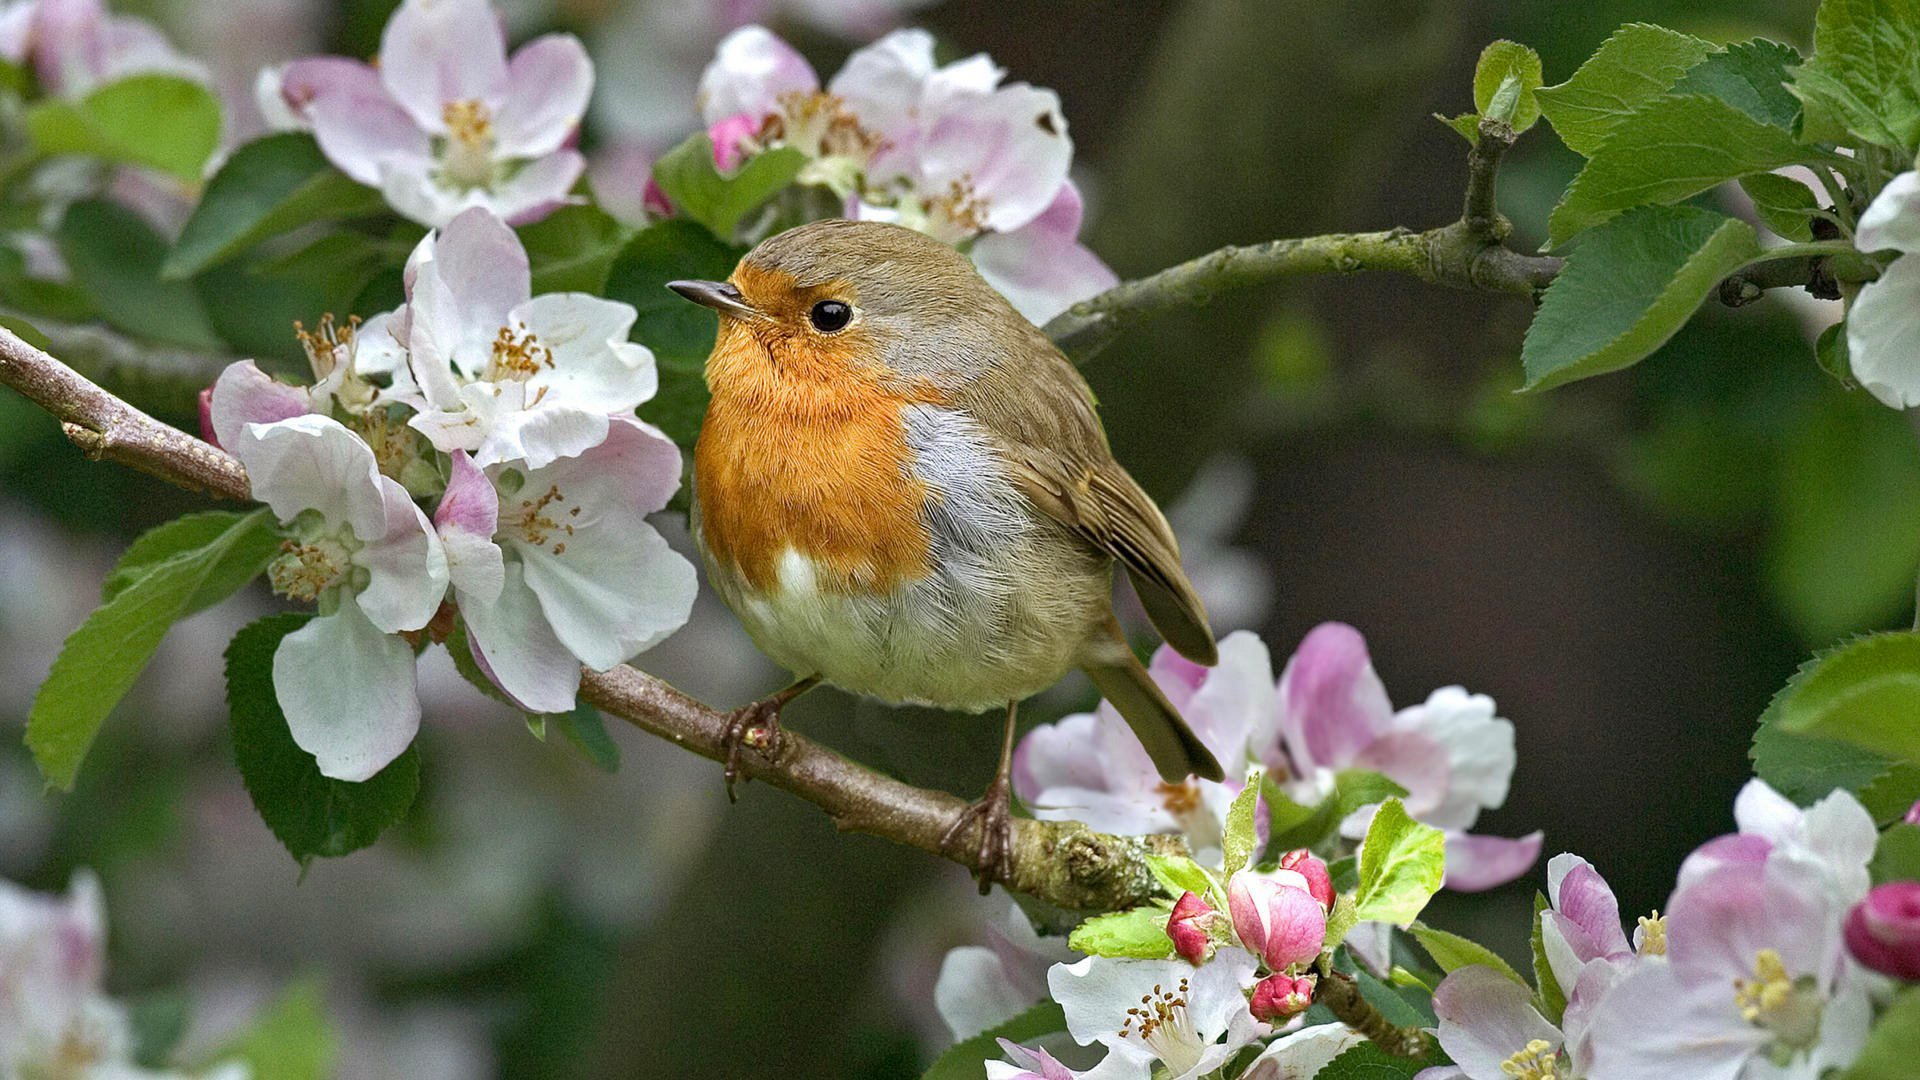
{"left": 103, "top": 510, "right": 283, "bottom": 615}
{"left": 1067, "top": 905, "right": 1175, "bottom": 959}
{"left": 1773, "top": 631, "right": 1920, "bottom": 764}
{"left": 26, "top": 74, "right": 222, "bottom": 180}
{"left": 1522, "top": 206, "right": 1762, "bottom": 391}
{"left": 553, "top": 703, "right": 621, "bottom": 773}
{"left": 1435, "top": 111, "right": 1482, "bottom": 144}
{"left": 226, "top": 613, "right": 421, "bottom": 864}
{"left": 1223, "top": 768, "right": 1263, "bottom": 872}
{"left": 1409, "top": 923, "right": 1526, "bottom": 985}
{"left": 1354, "top": 966, "right": 1438, "bottom": 1026}
{"left": 1815, "top": 321, "right": 1853, "bottom": 386}
{"left": 520, "top": 204, "right": 632, "bottom": 295}
{"left": 1872, "top": 824, "right": 1920, "bottom": 884}
{"left": 651, "top": 134, "right": 808, "bottom": 239}
{"left": 0, "top": 314, "right": 49, "bottom": 350}
{"left": 165, "top": 133, "right": 385, "bottom": 278}
{"left": 1766, "top": 395, "right": 1920, "bottom": 644}
{"left": 1474, "top": 41, "right": 1544, "bottom": 132}
{"left": 1352, "top": 798, "right": 1447, "bottom": 927}
{"left": 201, "top": 978, "right": 336, "bottom": 1080}
{"left": 27, "top": 509, "right": 276, "bottom": 790}
{"left": 1145, "top": 853, "right": 1219, "bottom": 902}
{"left": 1841, "top": 986, "right": 1920, "bottom": 1080}
{"left": 254, "top": 231, "right": 394, "bottom": 310}
{"left": 1672, "top": 40, "right": 1805, "bottom": 130}
{"left": 129, "top": 992, "right": 190, "bottom": 1069}
{"left": 1751, "top": 715, "right": 1900, "bottom": 810}
{"left": 1311, "top": 1041, "right": 1430, "bottom": 1080}
{"left": 602, "top": 220, "right": 744, "bottom": 448}
{"left": 1861, "top": 763, "right": 1920, "bottom": 823}
{"left": 1740, "top": 172, "right": 1822, "bottom": 242}
{"left": 1789, "top": 0, "right": 1920, "bottom": 151}
{"left": 1530, "top": 891, "right": 1567, "bottom": 1025}
{"left": 920, "top": 1001, "right": 1065, "bottom": 1080}
{"left": 57, "top": 199, "right": 222, "bottom": 349}
{"left": 1266, "top": 768, "right": 1408, "bottom": 852}
{"left": 1546, "top": 95, "right": 1818, "bottom": 246}
{"left": 1323, "top": 893, "right": 1360, "bottom": 950}
{"left": 1536, "top": 23, "right": 1715, "bottom": 156}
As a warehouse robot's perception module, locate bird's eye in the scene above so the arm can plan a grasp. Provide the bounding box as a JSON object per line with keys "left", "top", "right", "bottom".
{"left": 809, "top": 300, "right": 852, "bottom": 333}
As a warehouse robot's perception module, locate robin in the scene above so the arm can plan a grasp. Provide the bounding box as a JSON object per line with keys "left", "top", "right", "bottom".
{"left": 669, "top": 219, "right": 1225, "bottom": 881}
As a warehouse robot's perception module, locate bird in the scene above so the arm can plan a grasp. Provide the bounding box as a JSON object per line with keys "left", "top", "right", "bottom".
{"left": 668, "top": 219, "right": 1225, "bottom": 884}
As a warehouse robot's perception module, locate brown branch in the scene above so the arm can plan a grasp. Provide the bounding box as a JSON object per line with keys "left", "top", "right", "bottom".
{"left": 1313, "top": 954, "right": 1433, "bottom": 1059}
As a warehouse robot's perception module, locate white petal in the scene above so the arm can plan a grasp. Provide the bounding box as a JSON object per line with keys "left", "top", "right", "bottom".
{"left": 1857, "top": 171, "right": 1920, "bottom": 255}
{"left": 697, "top": 24, "right": 818, "bottom": 126}
{"left": 974, "top": 225, "right": 1116, "bottom": 325}
{"left": 494, "top": 34, "right": 593, "bottom": 158}
{"left": 475, "top": 405, "right": 611, "bottom": 470}
{"left": 512, "top": 292, "right": 657, "bottom": 412}
{"left": 354, "top": 476, "right": 448, "bottom": 633}
{"left": 485, "top": 149, "right": 587, "bottom": 226}
{"left": 234, "top": 414, "right": 386, "bottom": 538}
{"left": 378, "top": 161, "right": 472, "bottom": 228}
{"left": 829, "top": 28, "right": 939, "bottom": 149}
{"left": 461, "top": 560, "right": 580, "bottom": 713}
{"left": 425, "top": 206, "right": 531, "bottom": 332}
{"left": 1847, "top": 254, "right": 1920, "bottom": 409}
{"left": 1392, "top": 686, "right": 1515, "bottom": 831}
{"left": 443, "top": 528, "right": 505, "bottom": 605}
{"left": 519, "top": 518, "right": 695, "bottom": 668}
{"left": 378, "top": 0, "right": 509, "bottom": 132}
{"left": 1584, "top": 961, "right": 1759, "bottom": 1080}
{"left": 915, "top": 83, "right": 1072, "bottom": 233}
{"left": 934, "top": 945, "right": 1031, "bottom": 1041}
{"left": 274, "top": 603, "right": 421, "bottom": 782}
{"left": 306, "top": 88, "right": 432, "bottom": 187}
{"left": 208, "top": 360, "right": 310, "bottom": 450}
{"left": 1432, "top": 966, "right": 1562, "bottom": 1080}
{"left": 1240, "top": 1024, "right": 1369, "bottom": 1080}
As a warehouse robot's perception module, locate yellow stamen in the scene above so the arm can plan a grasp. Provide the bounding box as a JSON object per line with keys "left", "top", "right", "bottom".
{"left": 440, "top": 98, "right": 496, "bottom": 188}
{"left": 1499, "top": 1039, "right": 1559, "bottom": 1079}
{"left": 1637, "top": 911, "right": 1668, "bottom": 957}
{"left": 268, "top": 538, "right": 348, "bottom": 601}
{"left": 486, "top": 323, "right": 553, "bottom": 382}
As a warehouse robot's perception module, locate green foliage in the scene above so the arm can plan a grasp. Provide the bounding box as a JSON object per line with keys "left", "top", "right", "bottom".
{"left": 102, "top": 510, "right": 284, "bottom": 615}
{"left": 1409, "top": 922, "right": 1526, "bottom": 985}
{"left": 1740, "top": 173, "right": 1822, "bottom": 242}
{"left": 1789, "top": 0, "right": 1920, "bottom": 150}
{"left": 1841, "top": 986, "right": 1920, "bottom": 1080}
{"left": 26, "top": 74, "right": 221, "bottom": 180}
{"left": 520, "top": 205, "right": 632, "bottom": 295}
{"left": 1766, "top": 394, "right": 1920, "bottom": 644}
{"left": 1546, "top": 95, "right": 1818, "bottom": 246}
{"left": 552, "top": 703, "right": 621, "bottom": 773}
{"left": 920, "top": 1002, "right": 1066, "bottom": 1080}
{"left": 1872, "top": 825, "right": 1920, "bottom": 884}
{"left": 1815, "top": 321, "right": 1853, "bottom": 387}
{"left": 27, "top": 509, "right": 277, "bottom": 791}
{"left": 58, "top": 199, "right": 222, "bottom": 349}
{"left": 0, "top": 314, "right": 49, "bottom": 349}
{"left": 1311, "top": 1041, "right": 1431, "bottom": 1079}
{"left": 1523, "top": 207, "right": 1762, "bottom": 391}
{"left": 165, "top": 134, "right": 385, "bottom": 279}
{"left": 1265, "top": 768, "right": 1408, "bottom": 852}
{"left": 602, "top": 219, "right": 744, "bottom": 448}
{"left": 1772, "top": 631, "right": 1920, "bottom": 765}
{"left": 1672, "top": 41, "right": 1804, "bottom": 130}
{"left": 1530, "top": 891, "right": 1567, "bottom": 1025}
{"left": 1324, "top": 892, "right": 1359, "bottom": 949}
{"left": 1474, "top": 41, "right": 1544, "bottom": 132}
{"left": 200, "top": 978, "right": 336, "bottom": 1080}
{"left": 1146, "top": 852, "right": 1220, "bottom": 903}
{"left": 651, "top": 133, "right": 808, "bottom": 239}
{"left": 1354, "top": 965, "right": 1438, "bottom": 1026}
{"left": 1352, "top": 798, "right": 1446, "bottom": 927}
{"left": 1067, "top": 904, "right": 1175, "bottom": 959}
{"left": 1222, "top": 768, "right": 1262, "bottom": 872}
{"left": 1536, "top": 23, "right": 1714, "bottom": 156}
{"left": 225, "top": 613, "right": 421, "bottom": 864}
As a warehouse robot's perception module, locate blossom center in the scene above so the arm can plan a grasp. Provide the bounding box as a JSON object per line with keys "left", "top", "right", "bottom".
{"left": 268, "top": 535, "right": 355, "bottom": 601}
{"left": 1120, "top": 978, "right": 1204, "bottom": 1075}
{"left": 441, "top": 98, "right": 497, "bottom": 189}
{"left": 925, "top": 178, "right": 989, "bottom": 242}
{"left": 1499, "top": 1039, "right": 1560, "bottom": 1079}
{"left": 772, "top": 90, "right": 879, "bottom": 164}
{"left": 1637, "top": 911, "right": 1667, "bottom": 956}
{"left": 1732, "top": 949, "right": 1822, "bottom": 1052}
{"left": 486, "top": 323, "right": 554, "bottom": 383}
{"left": 503, "top": 482, "right": 577, "bottom": 555}
{"left": 295, "top": 313, "right": 375, "bottom": 409}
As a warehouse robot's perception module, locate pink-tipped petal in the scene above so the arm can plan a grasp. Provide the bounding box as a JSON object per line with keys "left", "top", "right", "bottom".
{"left": 277, "top": 55, "right": 384, "bottom": 121}
{"left": 208, "top": 361, "right": 311, "bottom": 451}
{"left": 305, "top": 86, "right": 434, "bottom": 187}
{"left": 696, "top": 24, "right": 818, "bottom": 126}
{"left": 1278, "top": 622, "right": 1395, "bottom": 772}
{"left": 494, "top": 34, "right": 593, "bottom": 159}
{"left": 1443, "top": 831, "right": 1544, "bottom": 892}
{"left": 1844, "top": 882, "right": 1920, "bottom": 980}
{"left": 378, "top": 0, "right": 509, "bottom": 132}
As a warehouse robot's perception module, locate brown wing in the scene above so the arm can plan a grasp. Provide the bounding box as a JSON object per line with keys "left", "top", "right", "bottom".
{"left": 955, "top": 332, "right": 1219, "bottom": 666}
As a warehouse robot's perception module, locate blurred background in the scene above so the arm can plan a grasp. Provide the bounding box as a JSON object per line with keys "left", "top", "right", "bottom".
{"left": 2, "top": 0, "right": 1902, "bottom": 1076}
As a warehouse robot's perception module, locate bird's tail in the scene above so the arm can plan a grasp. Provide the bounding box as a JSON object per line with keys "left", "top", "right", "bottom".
{"left": 1082, "top": 643, "right": 1225, "bottom": 784}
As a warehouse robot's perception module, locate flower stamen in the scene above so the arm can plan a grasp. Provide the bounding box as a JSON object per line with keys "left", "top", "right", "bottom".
{"left": 505, "top": 484, "right": 576, "bottom": 551}
{"left": 1733, "top": 948, "right": 1823, "bottom": 1052}
{"left": 1499, "top": 1039, "right": 1559, "bottom": 1079}
{"left": 1117, "top": 977, "right": 1203, "bottom": 1075}
{"left": 268, "top": 537, "right": 351, "bottom": 601}
{"left": 1637, "top": 911, "right": 1668, "bottom": 956}
{"left": 486, "top": 323, "right": 553, "bottom": 382}
{"left": 441, "top": 98, "right": 497, "bottom": 189}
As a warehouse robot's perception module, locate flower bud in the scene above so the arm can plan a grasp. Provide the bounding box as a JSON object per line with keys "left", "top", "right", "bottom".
{"left": 708, "top": 113, "right": 762, "bottom": 172}
{"left": 1167, "top": 890, "right": 1214, "bottom": 965}
{"left": 1845, "top": 882, "right": 1920, "bottom": 980}
{"left": 1249, "top": 973, "right": 1316, "bottom": 1022}
{"left": 1278, "top": 849, "right": 1335, "bottom": 911}
{"left": 1905, "top": 799, "right": 1920, "bottom": 827}
{"left": 1228, "top": 870, "right": 1327, "bottom": 971}
{"left": 197, "top": 386, "right": 220, "bottom": 449}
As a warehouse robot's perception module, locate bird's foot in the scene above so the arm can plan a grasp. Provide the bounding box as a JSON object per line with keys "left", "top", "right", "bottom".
{"left": 941, "top": 774, "right": 1015, "bottom": 894}
{"left": 720, "top": 698, "right": 786, "bottom": 802}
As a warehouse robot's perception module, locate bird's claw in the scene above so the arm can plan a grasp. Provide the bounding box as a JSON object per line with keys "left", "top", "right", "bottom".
{"left": 941, "top": 776, "right": 1014, "bottom": 893}
{"left": 720, "top": 699, "right": 785, "bottom": 802}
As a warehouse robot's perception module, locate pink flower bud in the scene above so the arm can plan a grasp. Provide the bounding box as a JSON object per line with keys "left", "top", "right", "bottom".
{"left": 708, "top": 113, "right": 761, "bottom": 172}
{"left": 1228, "top": 870, "right": 1328, "bottom": 971}
{"left": 197, "top": 385, "right": 220, "bottom": 448}
{"left": 1167, "top": 890, "right": 1214, "bottom": 965}
{"left": 1278, "top": 849, "right": 1335, "bottom": 911}
{"left": 1905, "top": 799, "right": 1920, "bottom": 827}
{"left": 1250, "top": 973, "right": 1316, "bottom": 1022}
{"left": 1845, "top": 882, "right": 1920, "bottom": 980}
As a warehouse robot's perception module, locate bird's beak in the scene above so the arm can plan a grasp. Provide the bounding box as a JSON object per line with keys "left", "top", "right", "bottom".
{"left": 667, "top": 279, "right": 759, "bottom": 320}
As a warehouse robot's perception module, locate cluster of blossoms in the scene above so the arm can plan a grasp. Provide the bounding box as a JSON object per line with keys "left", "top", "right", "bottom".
{"left": 0, "top": 0, "right": 204, "bottom": 98}
{"left": 0, "top": 872, "right": 246, "bottom": 1079}
{"left": 1846, "top": 167, "right": 1920, "bottom": 408}
{"left": 683, "top": 24, "right": 1116, "bottom": 324}
{"left": 204, "top": 205, "right": 695, "bottom": 780}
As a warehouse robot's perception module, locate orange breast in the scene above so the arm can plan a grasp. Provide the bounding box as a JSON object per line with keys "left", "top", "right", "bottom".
{"left": 695, "top": 317, "right": 943, "bottom": 595}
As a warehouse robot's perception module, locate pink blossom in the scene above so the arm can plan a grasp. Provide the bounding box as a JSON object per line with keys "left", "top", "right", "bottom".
{"left": 1844, "top": 881, "right": 1920, "bottom": 980}
{"left": 1248, "top": 973, "right": 1315, "bottom": 1022}
{"left": 1166, "top": 891, "right": 1215, "bottom": 965}
{"left": 1277, "top": 849, "right": 1334, "bottom": 911}
{"left": 6, "top": 0, "right": 207, "bottom": 99}
{"left": 1227, "top": 869, "right": 1326, "bottom": 972}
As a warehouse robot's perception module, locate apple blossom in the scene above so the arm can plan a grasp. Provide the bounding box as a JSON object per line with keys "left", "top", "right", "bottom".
{"left": 1906, "top": 799, "right": 1920, "bottom": 827}
{"left": 1238, "top": 1024, "right": 1369, "bottom": 1080}
{"left": 1431, "top": 965, "right": 1578, "bottom": 1080}
{"left": 1262, "top": 622, "right": 1543, "bottom": 890}
{"left": 1227, "top": 868, "right": 1327, "bottom": 972}
{"left": 221, "top": 409, "right": 449, "bottom": 781}
{"left": 267, "top": 0, "right": 591, "bottom": 226}
{"left": 1844, "top": 882, "right": 1920, "bottom": 981}
{"left": 391, "top": 207, "right": 659, "bottom": 469}
{"left": 1248, "top": 973, "right": 1315, "bottom": 1022}
{"left": 1046, "top": 947, "right": 1266, "bottom": 1080}
{"left": 1166, "top": 891, "right": 1215, "bottom": 965}
{"left": 1675, "top": 779, "right": 1877, "bottom": 906}
{"left": 934, "top": 895, "right": 1078, "bottom": 1041}
{"left": 1276, "top": 849, "right": 1334, "bottom": 911}
{"left": 986, "top": 1040, "right": 1080, "bottom": 1080}
{"left": 1847, "top": 170, "right": 1920, "bottom": 408}
{"left": 0, "top": 0, "right": 207, "bottom": 99}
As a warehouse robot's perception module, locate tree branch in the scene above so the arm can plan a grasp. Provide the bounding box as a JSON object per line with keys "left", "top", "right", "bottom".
{"left": 1313, "top": 954, "right": 1433, "bottom": 1059}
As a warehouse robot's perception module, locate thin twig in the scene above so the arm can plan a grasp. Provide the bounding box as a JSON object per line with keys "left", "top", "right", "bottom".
{"left": 1313, "top": 954, "right": 1433, "bottom": 1059}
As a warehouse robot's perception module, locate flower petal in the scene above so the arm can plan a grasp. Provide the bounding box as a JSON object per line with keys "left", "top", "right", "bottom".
{"left": 305, "top": 87, "right": 432, "bottom": 188}
{"left": 973, "top": 200, "right": 1117, "bottom": 325}
{"left": 1547, "top": 854, "right": 1632, "bottom": 964}
{"left": 378, "top": 0, "right": 509, "bottom": 132}
{"left": 1432, "top": 965, "right": 1561, "bottom": 1080}
{"left": 208, "top": 360, "right": 310, "bottom": 451}
{"left": 915, "top": 82, "right": 1072, "bottom": 233}
{"left": 935, "top": 945, "right": 1035, "bottom": 1041}
{"left": 422, "top": 206, "right": 531, "bottom": 335}
{"left": 1857, "top": 170, "right": 1920, "bottom": 256}
{"left": 1847, "top": 254, "right": 1920, "bottom": 410}
{"left": 1391, "top": 686, "right": 1516, "bottom": 831}
{"left": 485, "top": 147, "right": 587, "bottom": 226}
{"left": 437, "top": 451, "right": 503, "bottom": 604}
{"left": 1274, "top": 622, "right": 1395, "bottom": 774}
{"left": 1443, "top": 831, "right": 1544, "bottom": 892}
{"left": 1584, "top": 960, "right": 1759, "bottom": 1080}
{"left": 354, "top": 475, "right": 448, "bottom": 633}
{"left": 462, "top": 560, "right": 580, "bottom": 713}
{"left": 1241, "top": 1023, "right": 1370, "bottom": 1080}
{"left": 511, "top": 292, "right": 658, "bottom": 413}
{"left": 273, "top": 601, "right": 421, "bottom": 782}
{"left": 276, "top": 55, "right": 384, "bottom": 121}
{"left": 494, "top": 34, "right": 593, "bottom": 158}
{"left": 1170, "top": 628, "right": 1273, "bottom": 768}
{"left": 233, "top": 413, "right": 386, "bottom": 539}
{"left": 697, "top": 24, "right": 818, "bottom": 126}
